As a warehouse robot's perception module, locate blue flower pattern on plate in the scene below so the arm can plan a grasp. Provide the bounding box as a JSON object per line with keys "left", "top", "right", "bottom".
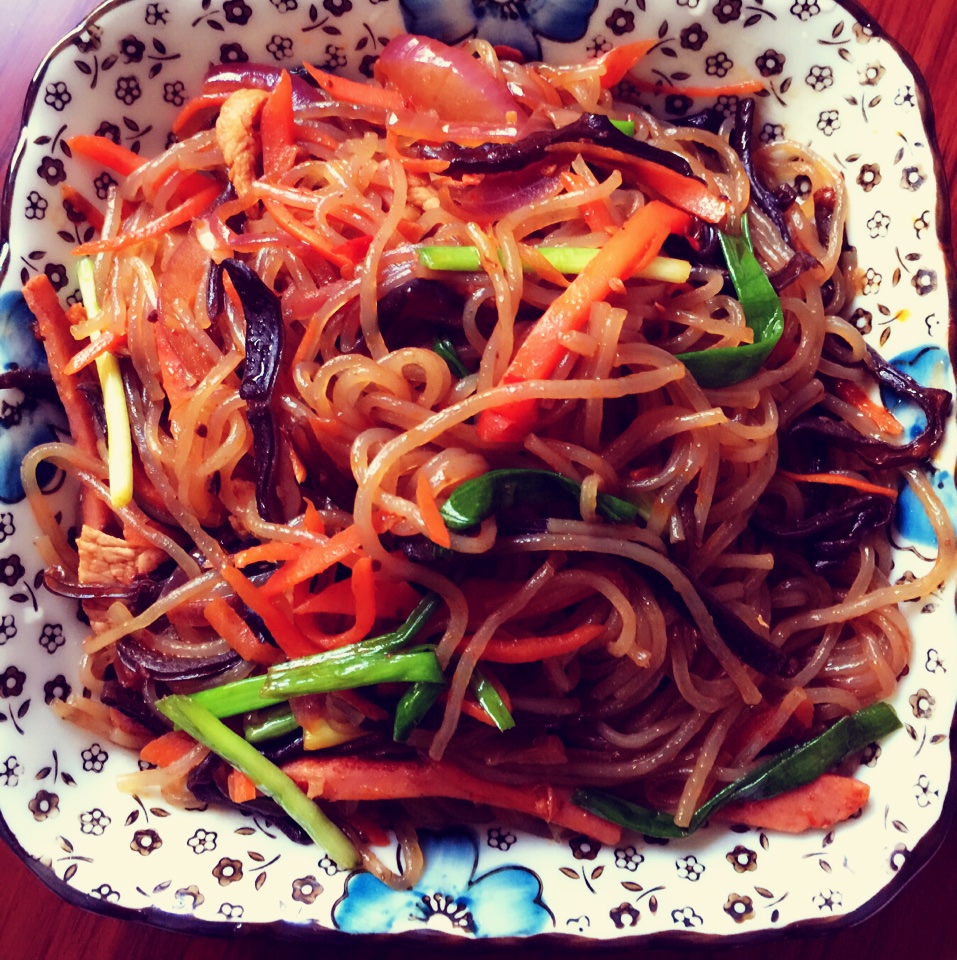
{"left": 399, "top": 0, "right": 598, "bottom": 61}
{"left": 882, "top": 346, "right": 957, "bottom": 547}
{"left": 0, "top": 292, "right": 66, "bottom": 503}
{"left": 333, "top": 829, "right": 554, "bottom": 937}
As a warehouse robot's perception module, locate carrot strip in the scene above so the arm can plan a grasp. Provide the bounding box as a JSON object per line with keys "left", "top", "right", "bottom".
{"left": 261, "top": 70, "right": 297, "bottom": 179}
{"left": 63, "top": 329, "right": 124, "bottom": 376}
{"left": 261, "top": 525, "right": 365, "bottom": 598}
{"left": 204, "top": 597, "right": 283, "bottom": 666}
{"left": 262, "top": 198, "right": 351, "bottom": 268}
{"left": 629, "top": 77, "right": 765, "bottom": 98}
{"left": 475, "top": 624, "right": 605, "bottom": 664}
{"left": 282, "top": 756, "right": 622, "bottom": 845}
{"left": 172, "top": 90, "right": 232, "bottom": 138}
{"left": 777, "top": 470, "right": 899, "bottom": 500}
{"left": 294, "top": 556, "right": 378, "bottom": 650}
{"left": 596, "top": 38, "right": 658, "bottom": 88}
{"left": 67, "top": 135, "right": 146, "bottom": 177}
{"left": 233, "top": 541, "right": 304, "bottom": 567}
{"left": 831, "top": 378, "right": 904, "bottom": 436}
{"left": 416, "top": 473, "right": 452, "bottom": 549}
{"left": 295, "top": 573, "right": 418, "bottom": 620}
{"left": 562, "top": 171, "right": 616, "bottom": 234}
{"left": 334, "top": 689, "right": 390, "bottom": 722}
{"left": 477, "top": 200, "right": 691, "bottom": 442}
{"left": 228, "top": 768, "right": 258, "bottom": 803}
{"left": 73, "top": 184, "right": 221, "bottom": 255}
{"left": 60, "top": 184, "right": 105, "bottom": 232}
{"left": 140, "top": 729, "right": 196, "bottom": 767}
{"left": 715, "top": 774, "right": 870, "bottom": 832}
{"left": 221, "top": 565, "right": 317, "bottom": 659}
{"left": 302, "top": 62, "right": 404, "bottom": 111}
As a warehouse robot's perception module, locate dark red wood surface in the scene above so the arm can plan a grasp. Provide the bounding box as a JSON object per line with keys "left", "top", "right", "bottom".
{"left": 0, "top": 1, "right": 953, "bottom": 957}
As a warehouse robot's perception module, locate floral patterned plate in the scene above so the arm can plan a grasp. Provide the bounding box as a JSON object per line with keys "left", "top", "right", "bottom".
{"left": 0, "top": 0, "right": 953, "bottom": 944}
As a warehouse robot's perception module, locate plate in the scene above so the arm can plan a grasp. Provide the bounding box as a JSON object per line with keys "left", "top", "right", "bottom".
{"left": 0, "top": 0, "right": 954, "bottom": 943}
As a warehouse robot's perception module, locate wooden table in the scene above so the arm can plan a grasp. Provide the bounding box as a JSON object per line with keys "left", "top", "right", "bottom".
{"left": 0, "top": 1, "right": 954, "bottom": 958}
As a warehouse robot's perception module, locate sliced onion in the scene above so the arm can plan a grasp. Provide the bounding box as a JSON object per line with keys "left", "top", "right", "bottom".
{"left": 451, "top": 167, "right": 563, "bottom": 224}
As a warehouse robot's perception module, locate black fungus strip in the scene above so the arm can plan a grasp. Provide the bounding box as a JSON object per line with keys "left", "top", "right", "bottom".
{"left": 768, "top": 251, "right": 821, "bottom": 292}
{"left": 730, "top": 98, "right": 792, "bottom": 245}
{"left": 755, "top": 493, "right": 895, "bottom": 569}
{"left": 222, "top": 258, "right": 285, "bottom": 523}
{"left": 675, "top": 108, "right": 724, "bottom": 134}
{"left": 0, "top": 368, "right": 58, "bottom": 401}
{"left": 99, "top": 678, "right": 170, "bottom": 735}
{"left": 44, "top": 569, "right": 163, "bottom": 613}
{"left": 115, "top": 636, "right": 241, "bottom": 682}
{"left": 813, "top": 187, "right": 837, "bottom": 248}
{"left": 205, "top": 260, "right": 224, "bottom": 320}
{"left": 411, "top": 113, "right": 692, "bottom": 177}
{"left": 787, "top": 345, "right": 952, "bottom": 467}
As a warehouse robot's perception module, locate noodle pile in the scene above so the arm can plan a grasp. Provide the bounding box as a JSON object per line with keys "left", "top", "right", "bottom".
{"left": 20, "top": 36, "right": 955, "bottom": 877}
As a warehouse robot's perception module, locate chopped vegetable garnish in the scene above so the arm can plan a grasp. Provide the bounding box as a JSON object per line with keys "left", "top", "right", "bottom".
{"left": 157, "top": 694, "right": 359, "bottom": 868}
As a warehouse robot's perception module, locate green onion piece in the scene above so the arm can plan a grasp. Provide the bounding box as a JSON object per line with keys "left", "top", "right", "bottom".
{"left": 190, "top": 675, "right": 285, "bottom": 719}
{"left": 77, "top": 257, "right": 134, "bottom": 508}
{"left": 439, "top": 468, "right": 648, "bottom": 532}
{"left": 393, "top": 681, "right": 444, "bottom": 742}
{"left": 676, "top": 214, "right": 785, "bottom": 388}
{"left": 470, "top": 667, "right": 515, "bottom": 732}
{"left": 432, "top": 337, "right": 471, "bottom": 378}
{"left": 609, "top": 118, "right": 636, "bottom": 137}
{"left": 190, "top": 594, "right": 441, "bottom": 718}
{"left": 573, "top": 702, "right": 902, "bottom": 838}
{"left": 243, "top": 704, "right": 299, "bottom": 744}
{"left": 416, "top": 246, "right": 691, "bottom": 285}
{"left": 157, "top": 694, "right": 359, "bottom": 868}
{"left": 260, "top": 647, "right": 444, "bottom": 699}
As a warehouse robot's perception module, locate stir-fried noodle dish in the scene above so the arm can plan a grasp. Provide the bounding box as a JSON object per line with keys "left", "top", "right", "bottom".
{"left": 17, "top": 35, "right": 955, "bottom": 881}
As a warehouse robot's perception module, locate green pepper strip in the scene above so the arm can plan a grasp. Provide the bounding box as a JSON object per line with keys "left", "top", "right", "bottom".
{"left": 190, "top": 594, "right": 440, "bottom": 718}
{"left": 260, "top": 647, "right": 443, "bottom": 699}
{"left": 470, "top": 666, "right": 515, "bottom": 732}
{"left": 393, "top": 681, "right": 445, "bottom": 742}
{"left": 243, "top": 704, "right": 299, "bottom": 744}
{"left": 573, "top": 702, "right": 901, "bottom": 838}
{"left": 439, "top": 468, "right": 648, "bottom": 532}
{"left": 157, "top": 694, "right": 359, "bottom": 869}
{"left": 676, "top": 214, "right": 785, "bottom": 388}
{"left": 432, "top": 337, "right": 471, "bottom": 378}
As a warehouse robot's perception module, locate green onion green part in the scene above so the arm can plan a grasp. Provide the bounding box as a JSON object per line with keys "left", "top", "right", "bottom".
{"left": 157, "top": 694, "right": 359, "bottom": 868}
{"left": 243, "top": 704, "right": 299, "bottom": 744}
{"left": 439, "top": 468, "right": 648, "bottom": 532}
{"left": 432, "top": 337, "right": 471, "bottom": 378}
{"left": 470, "top": 667, "right": 515, "bottom": 732}
{"left": 393, "top": 681, "right": 445, "bottom": 742}
{"left": 676, "top": 214, "right": 785, "bottom": 388}
{"left": 573, "top": 702, "right": 901, "bottom": 838}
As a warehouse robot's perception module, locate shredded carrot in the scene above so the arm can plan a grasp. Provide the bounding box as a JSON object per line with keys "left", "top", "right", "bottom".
{"left": 62, "top": 329, "right": 124, "bottom": 376}
{"left": 204, "top": 597, "right": 283, "bottom": 666}
{"left": 227, "top": 768, "right": 258, "bottom": 803}
{"left": 416, "top": 473, "right": 453, "bottom": 549}
{"left": 629, "top": 76, "right": 765, "bottom": 98}
{"left": 832, "top": 378, "right": 904, "bottom": 436}
{"left": 262, "top": 197, "right": 351, "bottom": 268}
{"left": 596, "top": 38, "right": 658, "bottom": 89}
{"left": 172, "top": 90, "right": 232, "bottom": 138}
{"left": 221, "top": 565, "right": 317, "bottom": 659}
{"left": 261, "top": 524, "right": 365, "bottom": 598}
{"left": 73, "top": 184, "right": 221, "bottom": 255}
{"left": 233, "top": 540, "right": 304, "bottom": 567}
{"left": 302, "top": 499, "right": 326, "bottom": 536}
{"left": 477, "top": 200, "right": 691, "bottom": 443}
{"left": 67, "top": 135, "right": 146, "bottom": 177}
{"left": 302, "top": 62, "right": 404, "bottom": 111}
{"left": 331, "top": 234, "right": 374, "bottom": 267}
{"left": 777, "top": 469, "right": 899, "bottom": 500}
{"left": 716, "top": 774, "right": 870, "bottom": 832}
{"left": 562, "top": 171, "right": 616, "bottom": 234}
{"left": 295, "top": 571, "right": 419, "bottom": 620}
{"left": 459, "top": 624, "right": 605, "bottom": 663}
{"left": 261, "top": 70, "right": 297, "bottom": 179}
{"left": 282, "top": 756, "right": 622, "bottom": 844}
{"left": 294, "top": 556, "right": 378, "bottom": 650}
{"left": 140, "top": 729, "right": 197, "bottom": 767}
{"left": 60, "top": 184, "right": 105, "bottom": 232}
